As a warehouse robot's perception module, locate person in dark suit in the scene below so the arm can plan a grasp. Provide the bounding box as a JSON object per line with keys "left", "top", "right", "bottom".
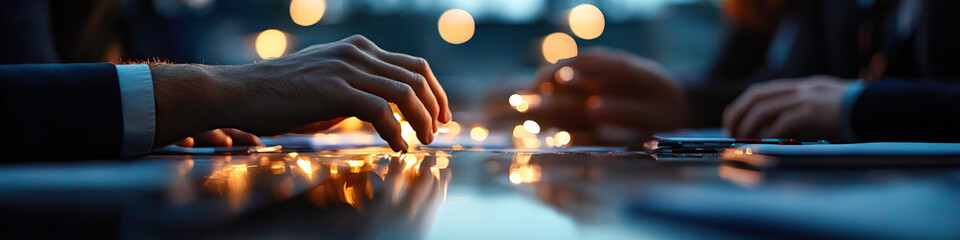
{"left": 0, "top": 1, "right": 451, "bottom": 159}
{"left": 527, "top": 0, "right": 960, "bottom": 143}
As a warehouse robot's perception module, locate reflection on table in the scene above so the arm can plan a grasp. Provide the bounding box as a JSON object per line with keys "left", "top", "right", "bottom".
{"left": 1, "top": 146, "right": 958, "bottom": 239}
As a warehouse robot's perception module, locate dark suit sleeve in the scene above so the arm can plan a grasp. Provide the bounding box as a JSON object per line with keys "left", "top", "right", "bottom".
{"left": 851, "top": 78, "right": 960, "bottom": 142}
{"left": 0, "top": 63, "right": 123, "bottom": 160}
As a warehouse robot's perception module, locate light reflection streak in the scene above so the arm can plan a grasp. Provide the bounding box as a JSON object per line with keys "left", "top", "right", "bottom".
{"left": 718, "top": 164, "right": 763, "bottom": 187}
{"left": 270, "top": 160, "right": 286, "bottom": 175}
{"left": 297, "top": 158, "right": 313, "bottom": 177}
{"left": 202, "top": 163, "right": 250, "bottom": 211}
{"left": 195, "top": 150, "right": 452, "bottom": 223}
{"left": 297, "top": 150, "right": 452, "bottom": 226}
{"left": 509, "top": 153, "right": 541, "bottom": 184}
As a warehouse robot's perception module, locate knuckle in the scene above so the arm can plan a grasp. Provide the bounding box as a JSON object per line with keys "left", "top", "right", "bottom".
{"left": 327, "top": 60, "right": 352, "bottom": 71}
{"left": 333, "top": 43, "right": 361, "bottom": 56}
{"left": 410, "top": 73, "right": 427, "bottom": 88}
{"left": 353, "top": 35, "right": 374, "bottom": 47}
{"left": 370, "top": 99, "right": 393, "bottom": 121}
{"left": 398, "top": 83, "right": 416, "bottom": 101}
{"left": 413, "top": 57, "right": 428, "bottom": 71}
{"left": 347, "top": 34, "right": 368, "bottom": 43}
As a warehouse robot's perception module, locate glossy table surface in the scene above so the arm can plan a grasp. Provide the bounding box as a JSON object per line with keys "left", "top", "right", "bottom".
{"left": 2, "top": 146, "right": 959, "bottom": 239}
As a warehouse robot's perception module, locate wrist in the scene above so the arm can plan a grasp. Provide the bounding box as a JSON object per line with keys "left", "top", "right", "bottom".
{"left": 150, "top": 64, "right": 233, "bottom": 146}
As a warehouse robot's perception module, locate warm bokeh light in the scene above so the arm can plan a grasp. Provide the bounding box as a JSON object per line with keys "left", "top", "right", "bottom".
{"left": 539, "top": 82, "right": 554, "bottom": 96}
{"left": 587, "top": 95, "right": 602, "bottom": 110}
{"left": 400, "top": 121, "right": 420, "bottom": 146}
{"left": 255, "top": 29, "right": 287, "bottom": 59}
{"left": 436, "top": 154, "right": 450, "bottom": 169}
{"left": 346, "top": 160, "right": 365, "bottom": 173}
{"left": 555, "top": 131, "right": 571, "bottom": 146}
{"left": 270, "top": 161, "right": 286, "bottom": 175}
{"left": 336, "top": 117, "right": 364, "bottom": 132}
{"left": 516, "top": 101, "right": 530, "bottom": 112}
{"left": 290, "top": 0, "right": 326, "bottom": 26}
{"left": 568, "top": 4, "right": 605, "bottom": 40}
{"left": 509, "top": 94, "right": 523, "bottom": 107}
{"left": 513, "top": 125, "right": 528, "bottom": 138}
{"left": 718, "top": 164, "right": 762, "bottom": 187}
{"left": 439, "top": 121, "right": 461, "bottom": 136}
{"left": 509, "top": 173, "right": 523, "bottom": 184}
{"left": 556, "top": 66, "right": 574, "bottom": 83}
{"left": 470, "top": 126, "right": 488, "bottom": 141}
{"left": 523, "top": 120, "right": 541, "bottom": 134}
{"left": 542, "top": 32, "right": 578, "bottom": 64}
{"left": 438, "top": 9, "right": 475, "bottom": 44}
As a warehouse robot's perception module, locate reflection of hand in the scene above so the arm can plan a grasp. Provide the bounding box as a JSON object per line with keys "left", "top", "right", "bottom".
{"left": 376, "top": 155, "right": 449, "bottom": 227}
{"left": 723, "top": 76, "right": 853, "bottom": 139}
{"left": 306, "top": 154, "right": 450, "bottom": 237}
{"left": 151, "top": 35, "right": 451, "bottom": 152}
{"left": 526, "top": 48, "right": 687, "bottom": 143}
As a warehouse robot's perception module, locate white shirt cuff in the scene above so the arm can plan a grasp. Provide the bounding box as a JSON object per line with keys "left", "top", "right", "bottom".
{"left": 116, "top": 64, "right": 156, "bottom": 157}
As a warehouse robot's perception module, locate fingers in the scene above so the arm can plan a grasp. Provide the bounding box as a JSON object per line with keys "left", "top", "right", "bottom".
{"left": 174, "top": 137, "right": 195, "bottom": 147}
{"left": 342, "top": 35, "right": 451, "bottom": 124}
{"left": 345, "top": 89, "right": 408, "bottom": 152}
{"left": 191, "top": 129, "right": 232, "bottom": 147}
{"left": 365, "top": 46, "right": 452, "bottom": 124}
{"left": 766, "top": 108, "right": 811, "bottom": 138}
{"left": 733, "top": 95, "right": 801, "bottom": 138}
{"left": 344, "top": 47, "right": 441, "bottom": 134}
{"left": 723, "top": 80, "right": 798, "bottom": 136}
{"left": 220, "top": 128, "right": 263, "bottom": 146}
{"left": 345, "top": 70, "right": 434, "bottom": 145}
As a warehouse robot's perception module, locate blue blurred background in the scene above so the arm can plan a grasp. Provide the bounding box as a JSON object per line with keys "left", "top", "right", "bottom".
{"left": 126, "top": 0, "right": 727, "bottom": 109}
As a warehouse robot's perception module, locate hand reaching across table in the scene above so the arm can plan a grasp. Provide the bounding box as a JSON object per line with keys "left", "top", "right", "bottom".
{"left": 152, "top": 35, "right": 452, "bottom": 153}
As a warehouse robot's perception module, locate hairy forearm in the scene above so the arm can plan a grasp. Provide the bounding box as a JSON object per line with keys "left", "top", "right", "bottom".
{"left": 149, "top": 64, "right": 235, "bottom": 148}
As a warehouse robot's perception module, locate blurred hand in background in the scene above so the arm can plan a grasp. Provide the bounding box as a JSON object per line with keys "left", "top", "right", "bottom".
{"left": 723, "top": 76, "right": 853, "bottom": 140}
{"left": 523, "top": 48, "right": 688, "bottom": 145}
